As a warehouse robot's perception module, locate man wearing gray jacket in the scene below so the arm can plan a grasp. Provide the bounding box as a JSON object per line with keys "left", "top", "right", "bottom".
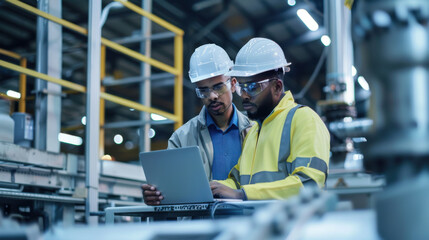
{"left": 142, "top": 44, "right": 252, "bottom": 205}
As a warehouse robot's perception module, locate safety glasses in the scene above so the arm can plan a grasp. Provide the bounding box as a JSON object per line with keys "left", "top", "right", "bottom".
{"left": 236, "top": 78, "right": 276, "bottom": 97}
{"left": 195, "top": 79, "right": 231, "bottom": 99}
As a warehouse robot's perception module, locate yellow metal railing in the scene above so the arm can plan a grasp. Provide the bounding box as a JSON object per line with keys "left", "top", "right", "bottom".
{"left": 0, "top": 48, "right": 27, "bottom": 113}
{"left": 114, "top": 0, "right": 184, "bottom": 130}
{"left": 5, "top": 0, "right": 179, "bottom": 75}
{"left": 2, "top": 0, "right": 184, "bottom": 129}
{"left": 114, "top": 0, "right": 183, "bottom": 35}
{"left": 0, "top": 60, "right": 179, "bottom": 120}
{"left": 0, "top": 48, "right": 21, "bottom": 59}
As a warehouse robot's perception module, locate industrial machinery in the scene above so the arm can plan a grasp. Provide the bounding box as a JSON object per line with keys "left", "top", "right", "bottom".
{"left": 0, "top": 141, "right": 145, "bottom": 229}
{"left": 354, "top": 0, "right": 429, "bottom": 239}
{"left": 321, "top": 0, "right": 383, "bottom": 209}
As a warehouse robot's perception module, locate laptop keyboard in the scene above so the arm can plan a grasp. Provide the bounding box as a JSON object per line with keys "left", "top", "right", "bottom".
{"left": 154, "top": 204, "right": 211, "bottom": 212}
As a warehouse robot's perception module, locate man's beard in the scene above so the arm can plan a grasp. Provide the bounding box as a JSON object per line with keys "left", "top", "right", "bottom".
{"left": 245, "top": 93, "right": 275, "bottom": 122}
{"left": 207, "top": 101, "right": 226, "bottom": 116}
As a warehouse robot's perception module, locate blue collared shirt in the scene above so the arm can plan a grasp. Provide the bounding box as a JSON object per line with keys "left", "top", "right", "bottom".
{"left": 206, "top": 105, "right": 242, "bottom": 180}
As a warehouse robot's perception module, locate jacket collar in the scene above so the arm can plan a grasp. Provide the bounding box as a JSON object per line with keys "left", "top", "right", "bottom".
{"left": 197, "top": 106, "right": 208, "bottom": 127}
{"left": 206, "top": 105, "right": 239, "bottom": 130}
{"left": 262, "top": 91, "right": 296, "bottom": 124}
{"left": 275, "top": 91, "right": 295, "bottom": 111}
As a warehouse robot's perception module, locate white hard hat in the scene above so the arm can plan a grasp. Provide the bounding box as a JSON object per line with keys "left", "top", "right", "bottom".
{"left": 226, "top": 38, "right": 291, "bottom": 77}
{"left": 188, "top": 44, "right": 233, "bottom": 83}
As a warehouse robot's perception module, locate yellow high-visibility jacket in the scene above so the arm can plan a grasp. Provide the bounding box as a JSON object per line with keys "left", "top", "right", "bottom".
{"left": 217, "top": 91, "right": 330, "bottom": 200}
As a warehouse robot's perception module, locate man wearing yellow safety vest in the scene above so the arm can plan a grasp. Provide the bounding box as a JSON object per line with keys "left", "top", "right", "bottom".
{"left": 210, "top": 38, "right": 330, "bottom": 200}
{"left": 142, "top": 44, "right": 252, "bottom": 205}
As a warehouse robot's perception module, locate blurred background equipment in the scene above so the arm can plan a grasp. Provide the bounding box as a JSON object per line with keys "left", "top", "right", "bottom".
{"left": 354, "top": 0, "right": 429, "bottom": 239}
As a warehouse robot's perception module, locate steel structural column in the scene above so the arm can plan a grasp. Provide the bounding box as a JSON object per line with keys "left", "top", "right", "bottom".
{"left": 140, "top": 0, "right": 152, "bottom": 153}
{"left": 324, "top": 0, "right": 355, "bottom": 105}
{"left": 34, "top": 0, "right": 47, "bottom": 151}
{"left": 85, "top": 0, "right": 101, "bottom": 225}
{"left": 35, "top": 0, "right": 62, "bottom": 152}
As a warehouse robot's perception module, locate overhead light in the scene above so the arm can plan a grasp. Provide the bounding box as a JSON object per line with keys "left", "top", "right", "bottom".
{"left": 358, "top": 76, "right": 370, "bottom": 91}
{"left": 149, "top": 128, "right": 156, "bottom": 139}
{"left": 320, "top": 35, "right": 331, "bottom": 46}
{"left": 6, "top": 90, "right": 21, "bottom": 99}
{"left": 151, "top": 113, "right": 167, "bottom": 121}
{"left": 352, "top": 66, "right": 357, "bottom": 77}
{"left": 81, "top": 116, "right": 86, "bottom": 125}
{"left": 58, "top": 133, "right": 83, "bottom": 146}
{"left": 129, "top": 108, "right": 135, "bottom": 112}
{"left": 297, "top": 9, "right": 319, "bottom": 31}
{"left": 287, "top": 0, "right": 296, "bottom": 6}
{"left": 114, "top": 134, "right": 123, "bottom": 144}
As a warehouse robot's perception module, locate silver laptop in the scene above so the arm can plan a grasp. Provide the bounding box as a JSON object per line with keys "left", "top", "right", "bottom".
{"left": 139, "top": 146, "right": 215, "bottom": 205}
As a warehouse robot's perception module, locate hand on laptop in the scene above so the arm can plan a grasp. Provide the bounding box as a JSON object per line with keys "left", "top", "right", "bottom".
{"left": 210, "top": 181, "right": 245, "bottom": 200}
{"left": 141, "top": 184, "right": 164, "bottom": 205}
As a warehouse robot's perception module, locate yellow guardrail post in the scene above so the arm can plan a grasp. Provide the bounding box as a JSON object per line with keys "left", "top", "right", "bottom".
{"left": 100, "top": 45, "right": 106, "bottom": 157}
{"left": 19, "top": 57, "right": 27, "bottom": 113}
{"left": 174, "top": 35, "right": 183, "bottom": 130}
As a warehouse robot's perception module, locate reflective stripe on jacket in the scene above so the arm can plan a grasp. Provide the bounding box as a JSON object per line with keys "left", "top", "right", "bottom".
{"left": 167, "top": 105, "right": 253, "bottom": 180}
{"left": 217, "top": 91, "right": 330, "bottom": 200}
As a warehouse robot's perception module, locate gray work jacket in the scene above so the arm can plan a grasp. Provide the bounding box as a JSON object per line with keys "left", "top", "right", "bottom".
{"left": 168, "top": 105, "right": 253, "bottom": 180}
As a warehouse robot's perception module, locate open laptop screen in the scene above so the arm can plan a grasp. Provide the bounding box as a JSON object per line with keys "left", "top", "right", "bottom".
{"left": 140, "top": 146, "right": 215, "bottom": 205}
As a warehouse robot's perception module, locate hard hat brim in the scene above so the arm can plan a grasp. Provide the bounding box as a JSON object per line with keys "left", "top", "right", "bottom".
{"left": 225, "top": 63, "right": 291, "bottom": 77}
{"left": 189, "top": 69, "right": 229, "bottom": 83}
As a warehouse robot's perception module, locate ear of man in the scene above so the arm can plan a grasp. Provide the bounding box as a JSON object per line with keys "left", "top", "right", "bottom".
{"left": 271, "top": 79, "right": 284, "bottom": 97}
{"left": 230, "top": 77, "right": 237, "bottom": 93}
